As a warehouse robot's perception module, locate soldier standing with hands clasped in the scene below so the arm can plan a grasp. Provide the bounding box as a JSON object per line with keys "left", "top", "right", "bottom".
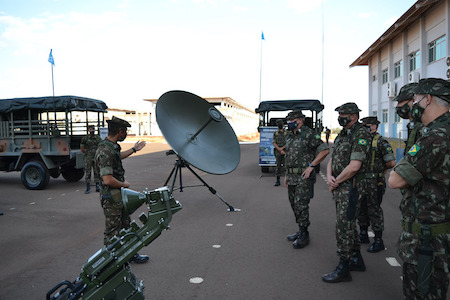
{"left": 322, "top": 103, "right": 371, "bottom": 283}
{"left": 80, "top": 125, "right": 102, "bottom": 194}
{"left": 284, "top": 110, "right": 329, "bottom": 249}
{"left": 272, "top": 119, "right": 287, "bottom": 186}
{"left": 389, "top": 78, "right": 450, "bottom": 299}
{"left": 95, "top": 116, "right": 149, "bottom": 264}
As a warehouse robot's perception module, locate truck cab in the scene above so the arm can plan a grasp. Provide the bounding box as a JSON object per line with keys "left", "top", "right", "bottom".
{"left": 0, "top": 95, "right": 108, "bottom": 189}
{"left": 255, "top": 100, "right": 324, "bottom": 173}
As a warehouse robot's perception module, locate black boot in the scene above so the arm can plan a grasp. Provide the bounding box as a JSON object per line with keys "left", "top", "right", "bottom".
{"left": 359, "top": 226, "right": 370, "bottom": 244}
{"left": 85, "top": 183, "right": 90, "bottom": 194}
{"left": 274, "top": 176, "right": 280, "bottom": 186}
{"left": 349, "top": 250, "right": 366, "bottom": 272}
{"left": 95, "top": 182, "right": 100, "bottom": 192}
{"left": 287, "top": 231, "right": 301, "bottom": 241}
{"left": 293, "top": 228, "right": 309, "bottom": 249}
{"left": 322, "top": 259, "right": 352, "bottom": 283}
{"left": 367, "top": 231, "right": 385, "bottom": 253}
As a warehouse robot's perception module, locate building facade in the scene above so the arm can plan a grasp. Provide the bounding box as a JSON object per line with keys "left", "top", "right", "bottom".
{"left": 351, "top": 0, "right": 449, "bottom": 139}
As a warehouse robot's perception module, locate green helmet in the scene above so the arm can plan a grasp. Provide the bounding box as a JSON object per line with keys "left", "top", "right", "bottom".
{"left": 412, "top": 78, "right": 450, "bottom": 97}
{"left": 335, "top": 102, "right": 361, "bottom": 114}
{"left": 394, "top": 83, "right": 417, "bottom": 102}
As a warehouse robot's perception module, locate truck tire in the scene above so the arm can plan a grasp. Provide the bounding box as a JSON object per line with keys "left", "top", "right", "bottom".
{"left": 49, "top": 167, "right": 61, "bottom": 179}
{"left": 61, "top": 165, "right": 85, "bottom": 182}
{"left": 21, "top": 161, "right": 50, "bottom": 190}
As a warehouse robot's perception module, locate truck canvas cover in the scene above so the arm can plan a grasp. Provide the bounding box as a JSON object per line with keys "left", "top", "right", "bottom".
{"left": 0, "top": 95, "right": 108, "bottom": 113}
{"left": 255, "top": 100, "right": 324, "bottom": 113}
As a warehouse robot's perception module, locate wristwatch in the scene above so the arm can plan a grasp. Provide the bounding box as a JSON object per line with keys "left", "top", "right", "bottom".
{"left": 309, "top": 163, "right": 315, "bottom": 168}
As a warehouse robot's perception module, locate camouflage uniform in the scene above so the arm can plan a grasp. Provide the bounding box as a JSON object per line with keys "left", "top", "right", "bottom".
{"left": 393, "top": 78, "right": 450, "bottom": 299}
{"left": 80, "top": 133, "right": 102, "bottom": 185}
{"left": 285, "top": 124, "right": 328, "bottom": 228}
{"left": 331, "top": 123, "right": 371, "bottom": 260}
{"left": 272, "top": 128, "right": 287, "bottom": 177}
{"left": 358, "top": 118, "right": 395, "bottom": 244}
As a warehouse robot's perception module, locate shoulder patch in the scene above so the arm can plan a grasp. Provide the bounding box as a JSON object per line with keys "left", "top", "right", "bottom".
{"left": 315, "top": 134, "right": 321, "bottom": 139}
{"left": 386, "top": 146, "right": 392, "bottom": 152}
{"left": 408, "top": 144, "right": 420, "bottom": 156}
{"left": 358, "top": 139, "right": 367, "bottom": 145}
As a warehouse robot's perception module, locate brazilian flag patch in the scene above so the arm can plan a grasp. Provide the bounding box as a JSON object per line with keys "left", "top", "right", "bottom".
{"left": 315, "top": 134, "right": 320, "bottom": 139}
{"left": 358, "top": 139, "right": 367, "bottom": 145}
{"left": 408, "top": 144, "right": 420, "bottom": 156}
{"left": 386, "top": 146, "right": 392, "bottom": 152}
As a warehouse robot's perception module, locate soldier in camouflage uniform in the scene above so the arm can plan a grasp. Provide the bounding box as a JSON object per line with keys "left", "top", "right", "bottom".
{"left": 284, "top": 111, "right": 329, "bottom": 249}
{"left": 322, "top": 102, "right": 371, "bottom": 283}
{"left": 389, "top": 78, "right": 450, "bottom": 299}
{"left": 80, "top": 125, "right": 102, "bottom": 194}
{"left": 357, "top": 116, "right": 395, "bottom": 253}
{"left": 95, "top": 116, "right": 149, "bottom": 264}
{"left": 272, "top": 119, "right": 287, "bottom": 186}
{"left": 394, "top": 82, "right": 423, "bottom": 153}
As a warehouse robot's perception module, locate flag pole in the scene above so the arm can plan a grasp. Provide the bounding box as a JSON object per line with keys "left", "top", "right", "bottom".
{"left": 259, "top": 31, "right": 264, "bottom": 103}
{"left": 51, "top": 63, "right": 54, "bottom": 97}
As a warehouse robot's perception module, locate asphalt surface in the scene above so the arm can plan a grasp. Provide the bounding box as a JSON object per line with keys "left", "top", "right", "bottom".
{"left": 0, "top": 142, "right": 447, "bottom": 300}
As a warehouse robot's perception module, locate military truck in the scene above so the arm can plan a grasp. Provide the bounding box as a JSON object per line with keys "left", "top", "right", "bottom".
{"left": 0, "top": 95, "right": 108, "bottom": 189}
{"left": 255, "top": 99, "right": 324, "bottom": 173}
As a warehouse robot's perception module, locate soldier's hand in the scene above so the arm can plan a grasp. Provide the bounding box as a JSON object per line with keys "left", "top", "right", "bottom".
{"left": 302, "top": 167, "right": 312, "bottom": 179}
{"left": 280, "top": 150, "right": 285, "bottom": 155}
{"left": 123, "top": 180, "right": 131, "bottom": 188}
{"left": 327, "top": 175, "right": 338, "bottom": 192}
{"left": 134, "top": 140, "right": 146, "bottom": 151}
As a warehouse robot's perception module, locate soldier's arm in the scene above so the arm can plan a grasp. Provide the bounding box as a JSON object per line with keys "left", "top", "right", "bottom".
{"left": 388, "top": 170, "right": 408, "bottom": 189}
{"left": 102, "top": 175, "right": 130, "bottom": 189}
{"left": 334, "top": 160, "right": 362, "bottom": 185}
{"left": 121, "top": 140, "right": 146, "bottom": 159}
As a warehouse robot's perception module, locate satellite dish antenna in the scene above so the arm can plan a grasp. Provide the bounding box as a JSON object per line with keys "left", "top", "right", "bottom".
{"left": 156, "top": 90, "right": 240, "bottom": 211}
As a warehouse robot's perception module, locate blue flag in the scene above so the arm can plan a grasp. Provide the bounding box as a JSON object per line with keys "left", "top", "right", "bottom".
{"left": 48, "top": 49, "right": 55, "bottom": 66}
{"left": 261, "top": 32, "right": 265, "bottom": 40}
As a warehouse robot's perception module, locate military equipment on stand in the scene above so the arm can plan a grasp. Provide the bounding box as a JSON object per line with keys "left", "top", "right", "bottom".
{"left": 156, "top": 90, "right": 240, "bottom": 212}
{"left": 47, "top": 186, "right": 182, "bottom": 300}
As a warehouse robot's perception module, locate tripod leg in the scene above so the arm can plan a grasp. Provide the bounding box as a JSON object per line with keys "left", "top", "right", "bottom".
{"left": 185, "top": 165, "right": 238, "bottom": 212}
{"left": 164, "top": 166, "right": 176, "bottom": 186}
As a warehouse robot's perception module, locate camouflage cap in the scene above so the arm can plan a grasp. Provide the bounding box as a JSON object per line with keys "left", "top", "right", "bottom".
{"left": 335, "top": 102, "right": 361, "bottom": 114}
{"left": 106, "top": 116, "right": 131, "bottom": 128}
{"left": 412, "top": 78, "right": 450, "bottom": 97}
{"left": 393, "top": 83, "right": 417, "bottom": 102}
{"left": 361, "top": 116, "right": 380, "bottom": 125}
{"left": 287, "top": 110, "right": 305, "bottom": 120}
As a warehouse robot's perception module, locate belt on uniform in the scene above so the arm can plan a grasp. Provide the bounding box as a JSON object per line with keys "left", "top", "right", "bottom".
{"left": 356, "top": 172, "right": 383, "bottom": 181}
{"left": 401, "top": 220, "right": 450, "bottom": 236}
{"left": 286, "top": 167, "right": 307, "bottom": 174}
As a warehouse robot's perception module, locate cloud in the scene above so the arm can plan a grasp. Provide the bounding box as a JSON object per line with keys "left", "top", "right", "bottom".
{"left": 286, "top": 0, "right": 323, "bottom": 14}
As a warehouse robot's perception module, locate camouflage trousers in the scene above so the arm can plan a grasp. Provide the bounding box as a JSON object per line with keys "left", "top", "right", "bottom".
{"left": 358, "top": 178, "right": 385, "bottom": 232}
{"left": 85, "top": 155, "right": 99, "bottom": 184}
{"left": 287, "top": 178, "right": 311, "bottom": 228}
{"left": 403, "top": 262, "right": 449, "bottom": 299}
{"left": 274, "top": 153, "right": 285, "bottom": 176}
{"left": 101, "top": 194, "right": 131, "bottom": 246}
{"left": 333, "top": 182, "right": 361, "bottom": 260}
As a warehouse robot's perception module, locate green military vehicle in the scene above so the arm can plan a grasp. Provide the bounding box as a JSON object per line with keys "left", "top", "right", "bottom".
{"left": 0, "top": 95, "right": 108, "bottom": 190}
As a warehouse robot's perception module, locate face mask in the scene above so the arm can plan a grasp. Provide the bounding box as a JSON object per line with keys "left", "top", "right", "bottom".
{"left": 395, "top": 103, "right": 411, "bottom": 119}
{"left": 411, "top": 96, "right": 427, "bottom": 123}
{"left": 338, "top": 116, "right": 351, "bottom": 127}
{"left": 287, "top": 121, "right": 297, "bottom": 131}
{"left": 89, "top": 130, "right": 95, "bottom": 135}
{"left": 365, "top": 125, "right": 371, "bottom": 132}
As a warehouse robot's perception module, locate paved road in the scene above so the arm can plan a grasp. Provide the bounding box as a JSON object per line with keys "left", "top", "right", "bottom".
{"left": 0, "top": 142, "right": 446, "bottom": 299}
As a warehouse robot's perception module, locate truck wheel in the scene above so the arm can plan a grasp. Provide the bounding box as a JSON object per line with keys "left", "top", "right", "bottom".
{"left": 21, "top": 161, "right": 50, "bottom": 190}
{"left": 49, "top": 167, "right": 61, "bottom": 178}
{"left": 61, "top": 165, "right": 85, "bottom": 182}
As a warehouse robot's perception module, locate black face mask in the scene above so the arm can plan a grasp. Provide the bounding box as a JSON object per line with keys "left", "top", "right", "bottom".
{"left": 338, "top": 116, "right": 351, "bottom": 127}
{"left": 287, "top": 121, "right": 297, "bottom": 131}
{"left": 395, "top": 102, "right": 411, "bottom": 119}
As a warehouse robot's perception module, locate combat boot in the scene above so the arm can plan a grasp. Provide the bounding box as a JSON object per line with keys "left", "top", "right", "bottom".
{"left": 274, "top": 176, "right": 280, "bottom": 186}
{"left": 85, "top": 183, "right": 90, "bottom": 194}
{"left": 293, "top": 228, "right": 309, "bottom": 249}
{"left": 95, "top": 182, "right": 100, "bottom": 192}
{"left": 322, "top": 259, "right": 352, "bottom": 283}
{"left": 359, "top": 226, "right": 370, "bottom": 244}
{"left": 349, "top": 250, "right": 366, "bottom": 272}
{"left": 287, "top": 225, "right": 302, "bottom": 241}
{"left": 367, "top": 231, "right": 385, "bottom": 253}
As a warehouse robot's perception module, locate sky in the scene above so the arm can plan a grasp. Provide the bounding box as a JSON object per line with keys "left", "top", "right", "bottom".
{"left": 0, "top": 0, "right": 418, "bottom": 129}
